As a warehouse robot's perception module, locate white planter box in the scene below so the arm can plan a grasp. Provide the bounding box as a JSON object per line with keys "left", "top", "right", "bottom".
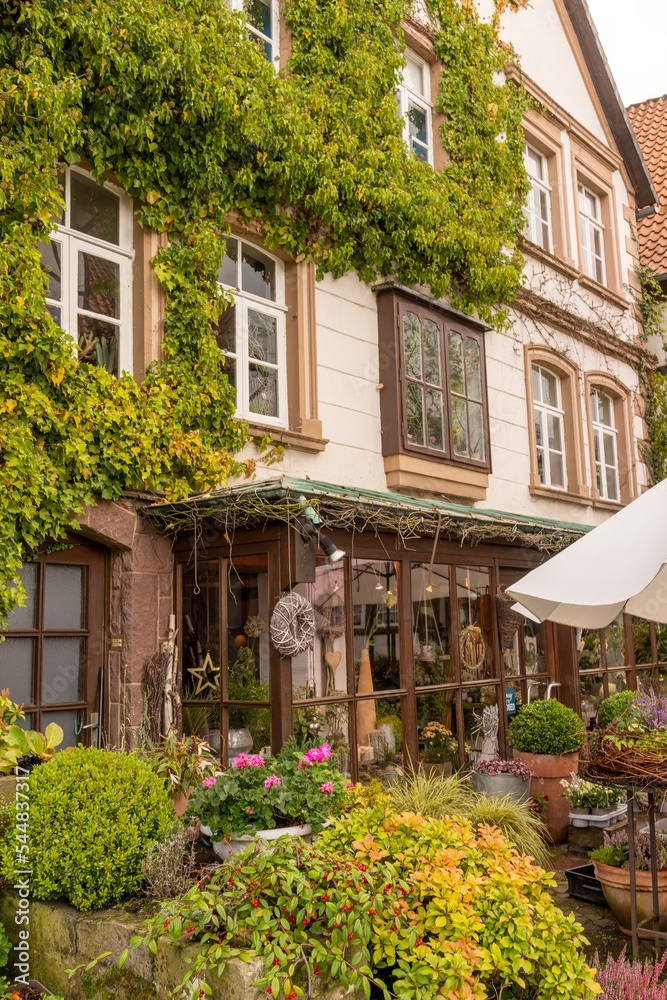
{"left": 569, "top": 803, "right": 627, "bottom": 829}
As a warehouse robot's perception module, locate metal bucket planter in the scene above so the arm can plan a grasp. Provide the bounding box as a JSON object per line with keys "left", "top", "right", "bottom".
{"left": 470, "top": 771, "right": 530, "bottom": 803}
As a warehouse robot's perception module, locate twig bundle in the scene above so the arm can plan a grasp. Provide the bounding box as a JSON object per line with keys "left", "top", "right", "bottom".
{"left": 579, "top": 730, "right": 667, "bottom": 789}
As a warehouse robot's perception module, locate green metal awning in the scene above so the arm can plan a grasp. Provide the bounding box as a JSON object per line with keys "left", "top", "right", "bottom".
{"left": 143, "top": 476, "right": 591, "bottom": 552}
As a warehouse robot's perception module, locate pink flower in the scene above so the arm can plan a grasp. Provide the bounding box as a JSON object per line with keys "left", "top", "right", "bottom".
{"left": 233, "top": 753, "right": 249, "bottom": 768}
{"left": 347, "top": 782, "right": 355, "bottom": 789}
{"left": 264, "top": 774, "right": 281, "bottom": 788}
{"left": 319, "top": 781, "right": 334, "bottom": 795}
{"left": 202, "top": 776, "right": 217, "bottom": 788}
{"left": 248, "top": 754, "right": 265, "bottom": 767}
{"left": 320, "top": 743, "right": 332, "bottom": 759}
{"left": 297, "top": 756, "right": 313, "bottom": 769}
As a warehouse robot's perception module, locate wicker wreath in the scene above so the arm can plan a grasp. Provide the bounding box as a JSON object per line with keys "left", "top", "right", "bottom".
{"left": 270, "top": 592, "right": 316, "bottom": 657}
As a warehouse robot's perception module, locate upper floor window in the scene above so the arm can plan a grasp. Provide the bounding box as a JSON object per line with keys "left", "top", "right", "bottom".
{"left": 40, "top": 167, "right": 133, "bottom": 376}
{"left": 578, "top": 183, "right": 605, "bottom": 284}
{"left": 591, "top": 388, "right": 620, "bottom": 502}
{"left": 531, "top": 364, "right": 565, "bottom": 489}
{"left": 397, "top": 53, "right": 433, "bottom": 164}
{"left": 400, "top": 300, "right": 488, "bottom": 464}
{"left": 216, "top": 236, "right": 287, "bottom": 426}
{"left": 228, "top": 0, "right": 279, "bottom": 66}
{"left": 523, "top": 145, "right": 552, "bottom": 252}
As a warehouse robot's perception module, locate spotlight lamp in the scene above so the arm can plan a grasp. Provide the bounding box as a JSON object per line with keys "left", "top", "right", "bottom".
{"left": 318, "top": 532, "right": 346, "bottom": 565}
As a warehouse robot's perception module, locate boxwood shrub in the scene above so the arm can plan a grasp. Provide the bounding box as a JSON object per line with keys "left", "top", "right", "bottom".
{"left": 598, "top": 689, "right": 636, "bottom": 729}
{"left": 508, "top": 699, "right": 585, "bottom": 756}
{"left": 2, "top": 748, "right": 174, "bottom": 911}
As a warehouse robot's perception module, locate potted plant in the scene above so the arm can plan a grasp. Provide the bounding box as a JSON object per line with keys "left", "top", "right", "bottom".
{"left": 420, "top": 721, "right": 457, "bottom": 777}
{"left": 507, "top": 699, "right": 585, "bottom": 843}
{"left": 591, "top": 829, "right": 667, "bottom": 936}
{"left": 133, "top": 730, "right": 218, "bottom": 815}
{"left": 560, "top": 775, "right": 614, "bottom": 827}
{"left": 188, "top": 740, "right": 347, "bottom": 860}
{"left": 470, "top": 756, "right": 532, "bottom": 803}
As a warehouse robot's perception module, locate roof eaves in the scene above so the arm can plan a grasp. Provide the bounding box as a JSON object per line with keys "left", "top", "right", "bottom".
{"left": 561, "top": 0, "right": 658, "bottom": 210}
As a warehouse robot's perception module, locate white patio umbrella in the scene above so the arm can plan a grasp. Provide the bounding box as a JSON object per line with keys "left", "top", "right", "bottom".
{"left": 506, "top": 478, "right": 667, "bottom": 629}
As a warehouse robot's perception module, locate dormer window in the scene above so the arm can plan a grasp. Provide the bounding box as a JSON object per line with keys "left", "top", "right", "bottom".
{"left": 397, "top": 53, "right": 433, "bottom": 164}
{"left": 39, "top": 167, "right": 134, "bottom": 376}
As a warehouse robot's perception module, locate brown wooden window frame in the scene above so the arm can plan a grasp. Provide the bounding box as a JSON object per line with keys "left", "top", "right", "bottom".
{"left": 393, "top": 294, "right": 491, "bottom": 471}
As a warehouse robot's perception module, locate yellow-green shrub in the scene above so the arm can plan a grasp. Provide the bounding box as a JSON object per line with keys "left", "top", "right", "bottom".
{"left": 319, "top": 807, "right": 601, "bottom": 999}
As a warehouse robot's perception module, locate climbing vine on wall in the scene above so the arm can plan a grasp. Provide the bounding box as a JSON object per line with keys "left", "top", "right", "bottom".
{"left": 0, "top": 0, "right": 529, "bottom": 621}
{"left": 636, "top": 268, "right": 667, "bottom": 484}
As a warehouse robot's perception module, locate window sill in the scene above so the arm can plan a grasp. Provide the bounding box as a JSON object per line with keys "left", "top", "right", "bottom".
{"left": 528, "top": 485, "right": 592, "bottom": 505}
{"left": 244, "top": 421, "right": 328, "bottom": 453}
{"left": 384, "top": 453, "right": 489, "bottom": 501}
{"left": 577, "top": 274, "right": 630, "bottom": 311}
{"left": 519, "top": 237, "right": 579, "bottom": 281}
{"left": 591, "top": 496, "right": 626, "bottom": 512}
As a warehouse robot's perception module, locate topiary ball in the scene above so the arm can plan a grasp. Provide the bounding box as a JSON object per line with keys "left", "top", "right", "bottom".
{"left": 598, "top": 689, "right": 636, "bottom": 729}
{"left": 7, "top": 747, "right": 174, "bottom": 911}
{"left": 507, "top": 700, "right": 585, "bottom": 756}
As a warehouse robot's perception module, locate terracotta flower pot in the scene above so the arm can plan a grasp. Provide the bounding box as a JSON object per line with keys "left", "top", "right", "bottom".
{"left": 512, "top": 750, "right": 579, "bottom": 844}
{"left": 421, "top": 761, "right": 452, "bottom": 779}
{"left": 593, "top": 860, "right": 667, "bottom": 936}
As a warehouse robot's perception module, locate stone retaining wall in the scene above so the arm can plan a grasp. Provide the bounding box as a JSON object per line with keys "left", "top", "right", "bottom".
{"left": 0, "top": 893, "right": 358, "bottom": 999}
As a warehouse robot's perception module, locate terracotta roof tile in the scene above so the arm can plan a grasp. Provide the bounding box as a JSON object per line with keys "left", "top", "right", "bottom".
{"left": 628, "top": 95, "right": 667, "bottom": 275}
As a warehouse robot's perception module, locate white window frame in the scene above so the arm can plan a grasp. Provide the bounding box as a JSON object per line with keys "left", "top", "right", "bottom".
{"left": 578, "top": 182, "right": 606, "bottom": 284}
{"left": 532, "top": 364, "right": 566, "bottom": 490}
{"left": 397, "top": 52, "right": 433, "bottom": 165}
{"left": 44, "top": 165, "right": 134, "bottom": 376}
{"left": 523, "top": 144, "right": 553, "bottom": 252}
{"left": 591, "top": 388, "right": 620, "bottom": 502}
{"left": 218, "top": 237, "right": 287, "bottom": 428}
{"left": 227, "top": 0, "right": 280, "bottom": 67}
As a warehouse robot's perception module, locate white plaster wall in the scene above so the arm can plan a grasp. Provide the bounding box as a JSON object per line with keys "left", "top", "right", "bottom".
{"left": 478, "top": 0, "right": 607, "bottom": 143}
{"left": 250, "top": 272, "right": 388, "bottom": 492}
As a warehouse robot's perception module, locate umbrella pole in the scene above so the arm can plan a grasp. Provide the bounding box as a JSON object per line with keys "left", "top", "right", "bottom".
{"left": 627, "top": 790, "right": 639, "bottom": 960}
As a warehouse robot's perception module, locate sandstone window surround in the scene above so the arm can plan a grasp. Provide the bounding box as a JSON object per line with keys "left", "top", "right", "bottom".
{"left": 376, "top": 285, "right": 491, "bottom": 502}
{"left": 584, "top": 372, "right": 636, "bottom": 508}
{"left": 519, "top": 110, "right": 574, "bottom": 272}
{"left": 571, "top": 140, "right": 624, "bottom": 299}
{"left": 218, "top": 227, "right": 324, "bottom": 452}
{"left": 40, "top": 166, "right": 134, "bottom": 377}
{"left": 524, "top": 345, "right": 589, "bottom": 503}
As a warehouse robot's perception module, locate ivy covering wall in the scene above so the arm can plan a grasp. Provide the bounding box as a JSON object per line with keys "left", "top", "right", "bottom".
{"left": 0, "top": 0, "right": 529, "bottom": 620}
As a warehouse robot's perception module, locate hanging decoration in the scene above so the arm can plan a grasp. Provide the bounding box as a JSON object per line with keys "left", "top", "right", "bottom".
{"left": 460, "top": 624, "right": 486, "bottom": 675}
{"left": 270, "top": 592, "right": 316, "bottom": 657}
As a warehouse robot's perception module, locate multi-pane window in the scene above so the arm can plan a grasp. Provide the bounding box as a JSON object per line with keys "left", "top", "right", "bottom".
{"left": 403, "top": 312, "right": 445, "bottom": 452}
{"left": 400, "top": 302, "right": 488, "bottom": 464}
{"left": 397, "top": 53, "right": 433, "bottom": 164}
{"left": 591, "top": 388, "right": 620, "bottom": 502}
{"left": 40, "top": 167, "right": 133, "bottom": 376}
{"left": 532, "top": 364, "right": 566, "bottom": 489}
{"left": 216, "top": 236, "right": 287, "bottom": 425}
{"left": 228, "top": 0, "right": 279, "bottom": 65}
{"left": 523, "top": 145, "right": 552, "bottom": 251}
{"left": 448, "top": 331, "right": 485, "bottom": 462}
{"left": 578, "top": 183, "right": 605, "bottom": 283}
